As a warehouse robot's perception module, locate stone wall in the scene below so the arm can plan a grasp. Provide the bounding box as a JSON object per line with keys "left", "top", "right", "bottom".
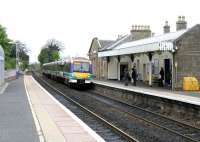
{"left": 92, "top": 83, "right": 200, "bottom": 119}
{"left": 88, "top": 39, "right": 100, "bottom": 79}
{"left": 174, "top": 25, "right": 200, "bottom": 89}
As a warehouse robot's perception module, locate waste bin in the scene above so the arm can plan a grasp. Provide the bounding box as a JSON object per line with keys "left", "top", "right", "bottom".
{"left": 183, "top": 77, "right": 199, "bottom": 91}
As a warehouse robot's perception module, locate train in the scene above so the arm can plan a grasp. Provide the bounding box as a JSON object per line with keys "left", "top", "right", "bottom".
{"left": 42, "top": 57, "right": 93, "bottom": 87}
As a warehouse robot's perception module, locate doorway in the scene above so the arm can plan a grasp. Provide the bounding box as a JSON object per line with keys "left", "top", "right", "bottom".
{"left": 164, "top": 59, "right": 171, "bottom": 85}
{"left": 120, "top": 64, "right": 128, "bottom": 80}
{"left": 143, "top": 64, "right": 146, "bottom": 81}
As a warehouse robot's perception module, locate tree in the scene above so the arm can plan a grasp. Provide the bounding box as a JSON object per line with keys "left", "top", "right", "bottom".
{"left": 0, "top": 24, "right": 14, "bottom": 69}
{"left": 9, "top": 41, "right": 29, "bottom": 70}
{"left": 38, "top": 39, "right": 63, "bottom": 65}
{"left": 46, "top": 39, "right": 64, "bottom": 51}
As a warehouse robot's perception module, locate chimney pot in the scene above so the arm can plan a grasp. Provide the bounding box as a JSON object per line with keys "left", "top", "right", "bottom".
{"left": 130, "top": 24, "right": 151, "bottom": 40}
{"left": 132, "top": 25, "right": 134, "bottom": 30}
{"left": 164, "top": 21, "right": 170, "bottom": 33}
{"left": 182, "top": 16, "right": 185, "bottom": 21}
{"left": 178, "top": 16, "right": 181, "bottom": 21}
{"left": 176, "top": 16, "right": 187, "bottom": 31}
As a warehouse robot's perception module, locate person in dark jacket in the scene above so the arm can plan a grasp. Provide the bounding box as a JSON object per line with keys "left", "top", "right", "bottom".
{"left": 132, "top": 66, "right": 137, "bottom": 86}
{"left": 159, "top": 67, "right": 164, "bottom": 87}
{"left": 124, "top": 68, "right": 130, "bottom": 86}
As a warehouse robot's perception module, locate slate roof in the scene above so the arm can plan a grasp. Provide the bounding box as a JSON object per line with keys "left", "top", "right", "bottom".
{"left": 98, "top": 40, "right": 114, "bottom": 49}
{"left": 99, "top": 24, "right": 200, "bottom": 57}
{"left": 99, "top": 35, "right": 132, "bottom": 51}
{"left": 115, "top": 29, "right": 188, "bottom": 50}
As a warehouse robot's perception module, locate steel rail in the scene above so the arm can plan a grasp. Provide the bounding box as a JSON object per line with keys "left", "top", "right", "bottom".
{"left": 33, "top": 73, "right": 139, "bottom": 142}
{"left": 90, "top": 91, "right": 200, "bottom": 142}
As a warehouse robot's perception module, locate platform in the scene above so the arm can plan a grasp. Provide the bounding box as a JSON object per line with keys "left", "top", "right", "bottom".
{"left": 93, "top": 80, "right": 200, "bottom": 106}
{"left": 0, "top": 77, "right": 39, "bottom": 142}
{"left": 24, "top": 75, "right": 105, "bottom": 142}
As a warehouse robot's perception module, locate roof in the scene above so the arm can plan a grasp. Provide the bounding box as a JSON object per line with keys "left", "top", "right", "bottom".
{"left": 98, "top": 40, "right": 114, "bottom": 49}
{"left": 115, "top": 29, "right": 187, "bottom": 50}
{"left": 99, "top": 35, "right": 132, "bottom": 51}
{"left": 88, "top": 38, "right": 114, "bottom": 54}
{"left": 43, "top": 57, "right": 90, "bottom": 66}
{"left": 98, "top": 27, "right": 192, "bottom": 57}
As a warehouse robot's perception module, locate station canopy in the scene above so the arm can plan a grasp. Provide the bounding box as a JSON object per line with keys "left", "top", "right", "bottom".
{"left": 98, "top": 29, "right": 188, "bottom": 57}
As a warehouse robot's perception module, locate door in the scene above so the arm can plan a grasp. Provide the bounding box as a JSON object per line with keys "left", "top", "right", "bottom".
{"left": 120, "top": 64, "right": 128, "bottom": 80}
{"left": 143, "top": 64, "right": 146, "bottom": 81}
{"left": 164, "top": 59, "right": 171, "bottom": 85}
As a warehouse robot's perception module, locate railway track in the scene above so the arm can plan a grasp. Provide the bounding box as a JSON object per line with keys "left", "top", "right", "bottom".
{"left": 33, "top": 73, "right": 138, "bottom": 142}
{"left": 34, "top": 73, "right": 200, "bottom": 142}
{"left": 89, "top": 91, "right": 200, "bottom": 142}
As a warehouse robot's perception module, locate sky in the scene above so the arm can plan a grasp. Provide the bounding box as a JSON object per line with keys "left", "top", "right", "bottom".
{"left": 0, "top": 0, "right": 200, "bottom": 63}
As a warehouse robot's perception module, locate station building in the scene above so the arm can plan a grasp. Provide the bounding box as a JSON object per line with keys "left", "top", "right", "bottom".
{"left": 88, "top": 16, "right": 200, "bottom": 90}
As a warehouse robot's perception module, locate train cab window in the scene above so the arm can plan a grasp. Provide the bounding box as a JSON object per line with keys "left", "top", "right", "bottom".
{"left": 73, "top": 62, "right": 90, "bottom": 73}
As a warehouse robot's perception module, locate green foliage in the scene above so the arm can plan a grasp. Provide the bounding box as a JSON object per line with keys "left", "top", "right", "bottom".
{"left": 5, "top": 57, "right": 16, "bottom": 70}
{"left": 38, "top": 39, "right": 62, "bottom": 65}
{"left": 0, "top": 24, "right": 29, "bottom": 70}
{"left": 38, "top": 48, "right": 60, "bottom": 65}
{"left": 0, "top": 24, "right": 15, "bottom": 69}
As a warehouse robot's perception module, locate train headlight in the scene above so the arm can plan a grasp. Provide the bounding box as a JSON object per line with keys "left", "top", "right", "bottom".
{"left": 69, "top": 73, "right": 75, "bottom": 79}
{"left": 87, "top": 74, "right": 93, "bottom": 79}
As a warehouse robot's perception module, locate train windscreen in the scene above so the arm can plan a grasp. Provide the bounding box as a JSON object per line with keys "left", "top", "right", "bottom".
{"left": 73, "top": 62, "right": 90, "bottom": 73}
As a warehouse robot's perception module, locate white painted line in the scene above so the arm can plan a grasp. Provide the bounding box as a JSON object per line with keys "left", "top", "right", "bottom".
{"left": 24, "top": 77, "right": 46, "bottom": 142}
{"left": 0, "top": 83, "right": 8, "bottom": 94}
{"left": 31, "top": 76, "right": 106, "bottom": 142}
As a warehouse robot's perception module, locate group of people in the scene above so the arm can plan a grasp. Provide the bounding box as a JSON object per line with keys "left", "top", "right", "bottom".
{"left": 123, "top": 66, "right": 137, "bottom": 86}
{"left": 123, "top": 66, "right": 165, "bottom": 87}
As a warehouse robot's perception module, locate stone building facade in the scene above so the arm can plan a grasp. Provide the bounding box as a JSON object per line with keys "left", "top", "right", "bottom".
{"left": 89, "top": 16, "right": 200, "bottom": 90}
{"left": 88, "top": 38, "right": 114, "bottom": 79}
{"left": 173, "top": 24, "right": 200, "bottom": 89}
{"left": 88, "top": 25, "right": 152, "bottom": 80}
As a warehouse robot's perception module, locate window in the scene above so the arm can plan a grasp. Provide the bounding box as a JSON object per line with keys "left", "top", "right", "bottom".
{"left": 64, "top": 63, "right": 70, "bottom": 72}
{"left": 153, "top": 59, "right": 159, "bottom": 74}
{"left": 73, "top": 62, "right": 90, "bottom": 72}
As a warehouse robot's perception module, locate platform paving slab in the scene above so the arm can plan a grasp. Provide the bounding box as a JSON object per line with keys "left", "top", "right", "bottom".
{"left": 24, "top": 75, "right": 105, "bottom": 142}
{"left": 0, "top": 77, "right": 39, "bottom": 142}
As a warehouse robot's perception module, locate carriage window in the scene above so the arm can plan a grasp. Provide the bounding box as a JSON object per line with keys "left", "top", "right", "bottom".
{"left": 57, "top": 64, "right": 64, "bottom": 71}
{"left": 73, "top": 62, "right": 90, "bottom": 72}
{"left": 64, "top": 63, "right": 70, "bottom": 72}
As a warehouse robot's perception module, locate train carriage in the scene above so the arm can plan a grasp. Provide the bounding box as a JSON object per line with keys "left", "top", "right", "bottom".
{"left": 42, "top": 57, "right": 93, "bottom": 87}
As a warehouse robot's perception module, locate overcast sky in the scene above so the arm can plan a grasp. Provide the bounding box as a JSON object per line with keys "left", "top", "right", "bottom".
{"left": 0, "top": 0, "right": 200, "bottom": 63}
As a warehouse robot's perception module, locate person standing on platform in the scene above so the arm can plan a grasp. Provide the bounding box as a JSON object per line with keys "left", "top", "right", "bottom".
{"left": 159, "top": 67, "right": 164, "bottom": 87}
{"left": 132, "top": 66, "right": 137, "bottom": 86}
{"left": 124, "top": 68, "right": 130, "bottom": 86}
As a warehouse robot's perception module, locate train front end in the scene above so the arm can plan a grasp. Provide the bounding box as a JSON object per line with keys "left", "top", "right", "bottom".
{"left": 68, "top": 59, "right": 93, "bottom": 85}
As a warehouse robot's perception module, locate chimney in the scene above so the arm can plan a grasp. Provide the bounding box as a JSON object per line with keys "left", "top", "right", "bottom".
{"left": 130, "top": 25, "right": 151, "bottom": 41}
{"left": 163, "top": 21, "right": 170, "bottom": 33}
{"left": 176, "top": 16, "right": 187, "bottom": 31}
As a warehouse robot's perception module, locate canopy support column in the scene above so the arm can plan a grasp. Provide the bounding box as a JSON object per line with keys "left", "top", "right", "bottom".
{"left": 148, "top": 52, "right": 153, "bottom": 87}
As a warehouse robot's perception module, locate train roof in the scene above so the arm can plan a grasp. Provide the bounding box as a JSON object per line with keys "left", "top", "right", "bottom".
{"left": 43, "top": 57, "right": 90, "bottom": 66}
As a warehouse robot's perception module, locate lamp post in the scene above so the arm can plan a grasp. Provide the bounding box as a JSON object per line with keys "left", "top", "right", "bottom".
{"left": 16, "top": 42, "right": 19, "bottom": 72}
{"left": 9, "top": 41, "right": 20, "bottom": 78}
